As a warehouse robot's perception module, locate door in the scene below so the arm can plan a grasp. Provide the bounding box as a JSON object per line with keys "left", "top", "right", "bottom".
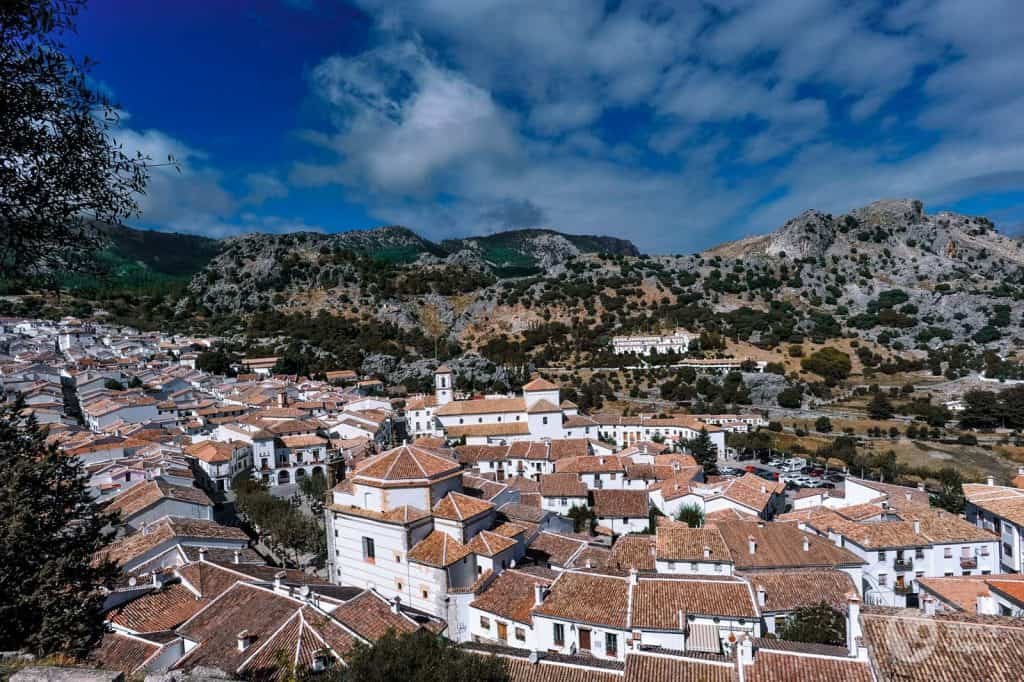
{"left": 579, "top": 628, "right": 591, "bottom": 651}
{"left": 497, "top": 623, "right": 507, "bottom": 642}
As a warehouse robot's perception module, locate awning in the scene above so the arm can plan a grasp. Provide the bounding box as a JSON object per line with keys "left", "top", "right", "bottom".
{"left": 686, "top": 622, "right": 721, "bottom": 653}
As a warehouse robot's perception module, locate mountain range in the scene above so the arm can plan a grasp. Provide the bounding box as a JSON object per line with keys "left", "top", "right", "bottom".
{"left": 54, "top": 199, "right": 1024, "bottom": 372}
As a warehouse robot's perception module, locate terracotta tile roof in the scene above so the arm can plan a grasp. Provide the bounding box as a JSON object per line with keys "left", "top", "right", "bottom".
{"left": 917, "top": 575, "right": 997, "bottom": 612}
{"left": 278, "top": 434, "right": 327, "bottom": 448}
{"left": 184, "top": 440, "right": 237, "bottom": 463}
{"left": 806, "top": 507, "right": 996, "bottom": 549}
{"left": 522, "top": 377, "right": 559, "bottom": 391}
{"left": 493, "top": 522, "right": 529, "bottom": 540}
{"left": 330, "top": 590, "right": 420, "bottom": 641}
{"left": 432, "top": 491, "right": 495, "bottom": 522}
{"left": 656, "top": 526, "right": 732, "bottom": 563}
{"left": 500, "top": 502, "right": 549, "bottom": 524}
{"left": 329, "top": 503, "right": 432, "bottom": 526}
{"left": 408, "top": 530, "right": 472, "bottom": 568}
{"left": 987, "top": 578, "right": 1024, "bottom": 606}
{"left": 175, "top": 583, "right": 358, "bottom": 675}
{"left": 527, "top": 532, "right": 587, "bottom": 567}
{"left": 624, "top": 653, "right": 734, "bottom": 682}
{"left": 97, "top": 517, "right": 247, "bottom": 569}
{"left": 462, "top": 473, "right": 509, "bottom": 502}
{"left": 745, "top": 649, "right": 872, "bottom": 682}
{"left": 539, "top": 473, "right": 587, "bottom": 498}
{"left": 547, "top": 438, "right": 592, "bottom": 460}
{"left": 554, "top": 455, "right": 627, "bottom": 475}
{"left": 501, "top": 655, "right": 621, "bottom": 682}
{"left": 862, "top": 610, "right": 1024, "bottom": 682}
{"left": 435, "top": 397, "right": 527, "bottom": 416}
{"left": 353, "top": 443, "right": 460, "bottom": 483}
{"left": 108, "top": 582, "right": 208, "bottom": 632}
{"left": 471, "top": 569, "right": 553, "bottom": 625}
{"left": 712, "top": 520, "right": 865, "bottom": 570}
{"left": 964, "top": 482, "right": 1024, "bottom": 525}
{"left": 533, "top": 572, "right": 630, "bottom": 629}
{"left": 593, "top": 489, "right": 651, "bottom": 518}
{"left": 740, "top": 569, "right": 856, "bottom": 613}
{"left": 467, "top": 530, "right": 518, "bottom": 557}
{"left": 88, "top": 631, "right": 162, "bottom": 674}
{"left": 567, "top": 544, "right": 614, "bottom": 571}
{"left": 632, "top": 576, "right": 758, "bottom": 625}
{"left": 446, "top": 422, "right": 532, "bottom": 438}
{"left": 609, "top": 535, "right": 657, "bottom": 572}
{"left": 104, "top": 479, "right": 212, "bottom": 520}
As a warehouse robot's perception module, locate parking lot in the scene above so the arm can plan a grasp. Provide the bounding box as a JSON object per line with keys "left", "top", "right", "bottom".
{"left": 719, "top": 452, "right": 847, "bottom": 504}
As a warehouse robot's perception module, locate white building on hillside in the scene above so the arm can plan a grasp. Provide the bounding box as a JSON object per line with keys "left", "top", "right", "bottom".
{"left": 611, "top": 329, "right": 691, "bottom": 356}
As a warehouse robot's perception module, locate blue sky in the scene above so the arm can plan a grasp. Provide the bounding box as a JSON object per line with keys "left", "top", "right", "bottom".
{"left": 70, "top": 0, "right": 1024, "bottom": 252}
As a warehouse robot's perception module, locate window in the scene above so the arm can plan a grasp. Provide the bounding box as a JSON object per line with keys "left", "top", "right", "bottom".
{"left": 560, "top": 497, "right": 567, "bottom": 505}
{"left": 515, "top": 627, "right": 526, "bottom": 642}
{"left": 480, "top": 616, "right": 490, "bottom": 630}
{"left": 944, "top": 547, "right": 953, "bottom": 558}
{"left": 878, "top": 551, "right": 886, "bottom": 561}
{"left": 878, "top": 574, "right": 888, "bottom": 586}
{"left": 542, "top": 416, "right": 548, "bottom": 425}
{"left": 690, "top": 562, "right": 697, "bottom": 571}
{"left": 421, "top": 589, "right": 429, "bottom": 599}
{"left": 553, "top": 623, "right": 565, "bottom": 646}
{"left": 396, "top": 581, "right": 403, "bottom": 591}
{"left": 714, "top": 563, "right": 723, "bottom": 573}
{"left": 394, "top": 553, "right": 402, "bottom": 563}
{"left": 668, "top": 561, "right": 676, "bottom": 570}
{"left": 362, "top": 537, "right": 375, "bottom": 563}
{"left": 605, "top": 633, "right": 617, "bottom": 656}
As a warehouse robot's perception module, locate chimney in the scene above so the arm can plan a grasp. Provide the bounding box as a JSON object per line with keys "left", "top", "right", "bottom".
{"left": 922, "top": 594, "right": 937, "bottom": 617}
{"left": 629, "top": 568, "right": 639, "bottom": 586}
{"left": 198, "top": 546, "right": 208, "bottom": 562}
{"left": 797, "top": 521, "right": 808, "bottom": 532}
{"left": 905, "top": 492, "right": 912, "bottom": 502}
{"left": 760, "top": 484, "right": 767, "bottom": 494}
{"left": 274, "top": 570, "right": 286, "bottom": 590}
{"left": 703, "top": 545, "right": 711, "bottom": 559}
{"left": 391, "top": 595, "right": 402, "bottom": 615}
{"left": 913, "top": 519, "right": 921, "bottom": 534}
{"left": 846, "top": 593, "right": 861, "bottom": 657}
{"left": 739, "top": 635, "right": 753, "bottom": 665}
{"left": 151, "top": 571, "right": 162, "bottom": 589}
{"left": 585, "top": 559, "right": 593, "bottom": 569}
{"left": 756, "top": 585, "right": 766, "bottom": 607}
{"left": 278, "top": 391, "right": 287, "bottom": 408}
{"left": 976, "top": 594, "right": 997, "bottom": 615}
{"left": 1018, "top": 466, "right": 1024, "bottom": 477}
{"left": 802, "top": 536, "right": 810, "bottom": 552}
{"left": 233, "top": 549, "right": 241, "bottom": 564}
{"left": 237, "top": 630, "right": 253, "bottom": 652}
{"left": 987, "top": 476, "right": 995, "bottom": 487}
{"left": 748, "top": 536, "right": 756, "bottom": 554}
{"left": 917, "top": 481, "right": 926, "bottom": 491}
{"left": 534, "top": 584, "right": 547, "bottom": 606}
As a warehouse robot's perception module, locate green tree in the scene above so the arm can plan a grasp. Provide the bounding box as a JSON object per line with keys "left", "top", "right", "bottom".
{"left": 0, "top": 397, "right": 119, "bottom": 657}
{"left": 815, "top": 416, "right": 833, "bottom": 433}
{"left": 675, "top": 503, "right": 705, "bottom": 528}
{"left": 867, "top": 392, "right": 894, "bottom": 420}
{"left": 777, "top": 384, "right": 803, "bottom": 409}
{"left": 935, "top": 467, "right": 965, "bottom": 514}
{"left": 688, "top": 427, "right": 719, "bottom": 475}
{"left": 336, "top": 630, "right": 508, "bottom": 682}
{"left": 777, "top": 602, "right": 845, "bottom": 646}
{"left": 103, "top": 378, "right": 125, "bottom": 391}
{"left": 567, "top": 504, "right": 596, "bottom": 534}
{"left": 195, "top": 348, "right": 238, "bottom": 376}
{"left": 1, "top": 0, "right": 152, "bottom": 283}
{"left": 800, "top": 347, "right": 852, "bottom": 385}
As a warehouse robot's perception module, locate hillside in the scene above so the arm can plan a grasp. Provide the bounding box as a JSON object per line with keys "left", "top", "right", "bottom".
{"left": 22, "top": 200, "right": 1023, "bottom": 390}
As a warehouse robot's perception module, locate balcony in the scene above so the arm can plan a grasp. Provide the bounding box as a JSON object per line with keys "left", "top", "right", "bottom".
{"left": 960, "top": 557, "right": 978, "bottom": 569}
{"left": 893, "top": 557, "right": 914, "bottom": 571}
